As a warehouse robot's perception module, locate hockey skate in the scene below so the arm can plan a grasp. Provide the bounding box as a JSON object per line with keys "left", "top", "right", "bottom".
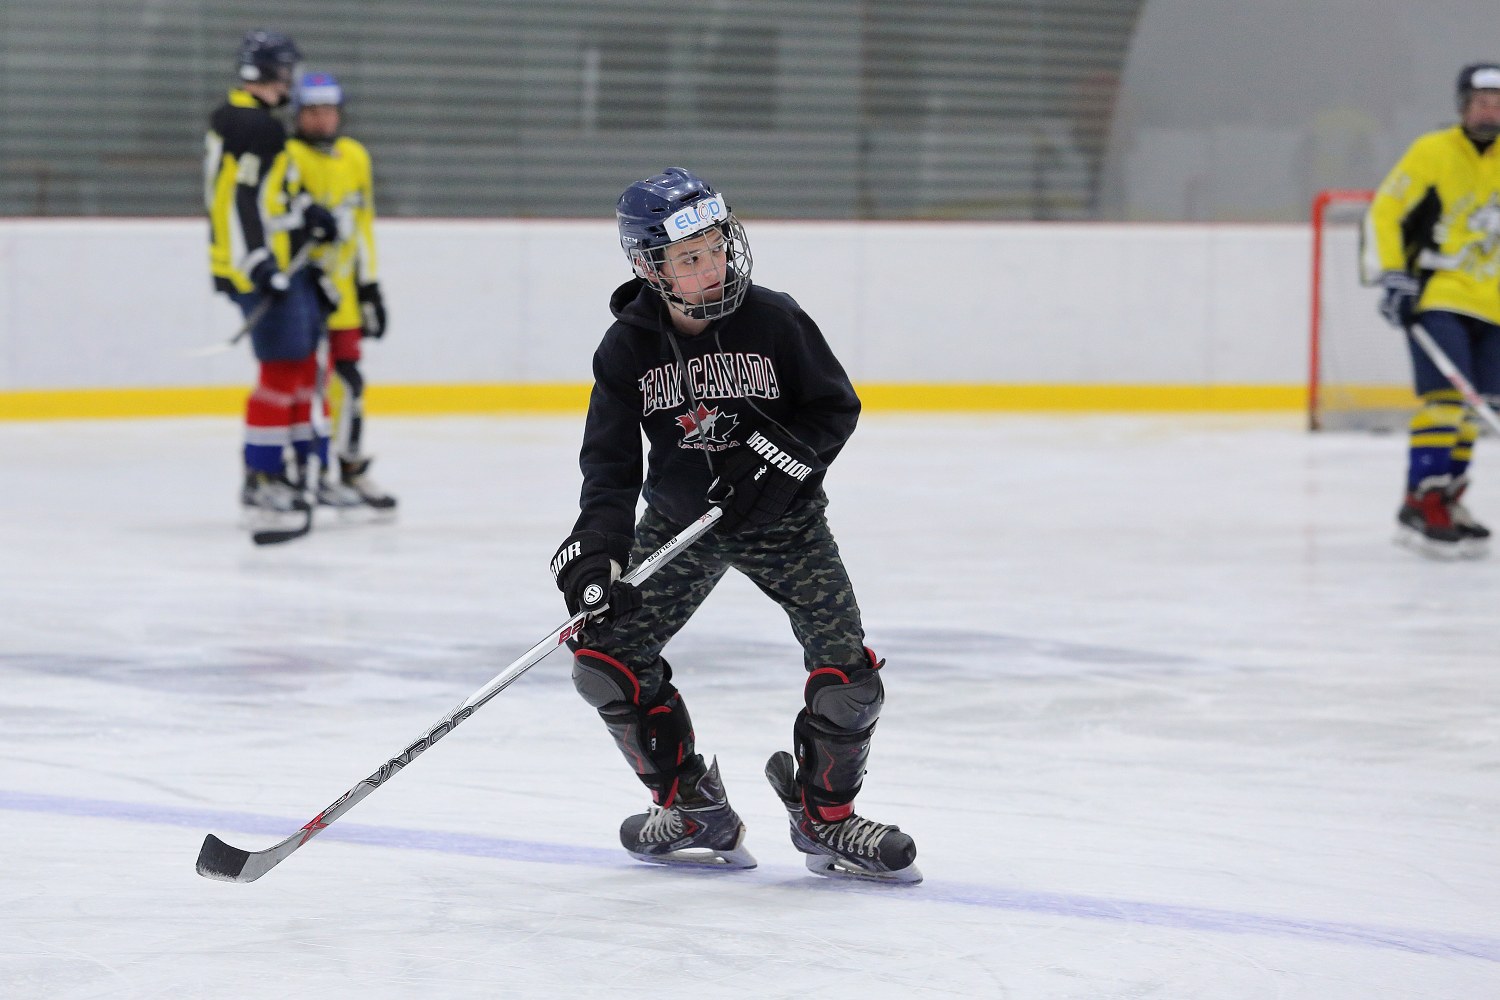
{"left": 1396, "top": 478, "right": 1465, "bottom": 559}
{"left": 311, "top": 471, "right": 365, "bottom": 510}
{"left": 765, "top": 750, "right": 920, "bottom": 885}
{"left": 619, "top": 757, "right": 756, "bottom": 870}
{"left": 340, "top": 456, "right": 398, "bottom": 516}
{"left": 1446, "top": 477, "right": 1490, "bottom": 558}
{"left": 241, "top": 470, "right": 310, "bottom": 526}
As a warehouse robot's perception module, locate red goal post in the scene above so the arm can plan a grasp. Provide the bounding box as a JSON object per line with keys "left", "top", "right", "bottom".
{"left": 1308, "top": 188, "right": 1420, "bottom": 431}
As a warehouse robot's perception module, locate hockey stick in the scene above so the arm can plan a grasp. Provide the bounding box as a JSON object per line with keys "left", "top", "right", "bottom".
{"left": 196, "top": 505, "right": 723, "bottom": 882}
{"left": 185, "top": 241, "right": 319, "bottom": 358}
{"left": 1408, "top": 323, "right": 1500, "bottom": 437}
{"left": 250, "top": 506, "right": 313, "bottom": 547}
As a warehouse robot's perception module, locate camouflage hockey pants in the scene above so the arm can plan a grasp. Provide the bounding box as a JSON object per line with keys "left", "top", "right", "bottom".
{"left": 573, "top": 493, "right": 868, "bottom": 703}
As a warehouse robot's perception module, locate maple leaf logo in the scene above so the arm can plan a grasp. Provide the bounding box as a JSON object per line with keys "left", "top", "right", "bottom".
{"left": 676, "top": 404, "right": 737, "bottom": 445}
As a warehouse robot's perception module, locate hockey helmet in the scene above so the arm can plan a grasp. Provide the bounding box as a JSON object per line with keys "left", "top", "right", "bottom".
{"left": 616, "top": 167, "right": 752, "bottom": 320}
{"left": 237, "top": 29, "right": 301, "bottom": 85}
{"left": 293, "top": 71, "right": 344, "bottom": 110}
{"left": 1456, "top": 63, "right": 1500, "bottom": 113}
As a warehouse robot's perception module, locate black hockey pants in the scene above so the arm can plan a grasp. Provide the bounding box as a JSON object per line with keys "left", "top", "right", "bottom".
{"left": 572, "top": 492, "right": 868, "bottom": 703}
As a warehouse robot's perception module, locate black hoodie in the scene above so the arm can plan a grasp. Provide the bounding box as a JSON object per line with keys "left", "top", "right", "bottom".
{"left": 573, "top": 278, "right": 862, "bottom": 561}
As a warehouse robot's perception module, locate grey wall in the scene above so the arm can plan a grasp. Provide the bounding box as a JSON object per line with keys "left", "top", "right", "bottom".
{"left": 1102, "top": 0, "right": 1495, "bottom": 220}
{"left": 0, "top": 0, "right": 1142, "bottom": 220}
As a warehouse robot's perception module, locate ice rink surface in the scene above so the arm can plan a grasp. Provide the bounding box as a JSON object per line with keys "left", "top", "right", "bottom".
{"left": 2, "top": 413, "right": 1498, "bottom": 999}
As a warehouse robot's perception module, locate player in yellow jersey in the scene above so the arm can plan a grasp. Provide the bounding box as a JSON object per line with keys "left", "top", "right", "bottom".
{"left": 205, "top": 29, "right": 340, "bottom": 538}
{"left": 1364, "top": 64, "right": 1500, "bottom": 557}
{"left": 286, "top": 71, "right": 397, "bottom": 513}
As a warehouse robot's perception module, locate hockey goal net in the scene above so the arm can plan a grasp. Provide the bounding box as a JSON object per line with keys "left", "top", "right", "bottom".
{"left": 1308, "top": 188, "right": 1419, "bottom": 431}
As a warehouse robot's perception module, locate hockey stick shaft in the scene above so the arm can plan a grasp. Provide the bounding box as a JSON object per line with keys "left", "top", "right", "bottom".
{"left": 1408, "top": 324, "right": 1500, "bottom": 437}
{"left": 196, "top": 505, "right": 723, "bottom": 883}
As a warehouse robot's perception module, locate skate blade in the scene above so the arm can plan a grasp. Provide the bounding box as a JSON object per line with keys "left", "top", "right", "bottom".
{"left": 803, "top": 853, "right": 923, "bottom": 885}
{"left": 1393, "top": 527, "right": 1465, "bottom": 560}
{"left": 626, "top": 825, "right": 757, "bottom": 871}
{"left": 1459, "top": 537, "right": 1491, "bottom": 559}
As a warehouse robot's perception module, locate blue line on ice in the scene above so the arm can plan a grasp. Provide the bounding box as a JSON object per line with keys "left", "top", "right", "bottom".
{"left": 5, "top": 788, "right": 1496, "bottom": 963}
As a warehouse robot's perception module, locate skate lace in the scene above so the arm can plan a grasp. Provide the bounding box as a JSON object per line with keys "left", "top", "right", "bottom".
{"left": 639, "top": 805, "right": 684, "bottom": 844}
{"left": 813, "top": 814, "right": 889, "bottom": 859}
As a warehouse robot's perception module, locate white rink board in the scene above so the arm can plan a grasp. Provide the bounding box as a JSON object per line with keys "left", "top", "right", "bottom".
{"left": 2, "top": 414, "right": 1497, "bottom": 999}
{"left": 0, "top": 218, "right": 1311, "bottom": 392}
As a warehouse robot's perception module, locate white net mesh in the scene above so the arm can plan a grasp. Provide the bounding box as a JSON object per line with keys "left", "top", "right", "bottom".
{"left": 1310, "top": 189, "right": 1419, "bottom": 431}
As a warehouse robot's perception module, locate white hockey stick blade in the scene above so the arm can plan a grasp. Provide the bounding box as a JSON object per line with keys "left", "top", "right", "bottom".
{"left": 195, "top": 506, "right": 723, "bottom": 883}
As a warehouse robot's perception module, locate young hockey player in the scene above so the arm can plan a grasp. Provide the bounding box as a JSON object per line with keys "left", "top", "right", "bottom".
{"left": 1366, "top": 63, "right": 1500, "bottom": 557}
{"left": 286, "top": 71, "right": 397, "bottom": 513}
{"left": 205, "top": 29, "right": 339, "bottom": 533}
{"left": 548, "top": 167, "right": 920, "bottom": 883}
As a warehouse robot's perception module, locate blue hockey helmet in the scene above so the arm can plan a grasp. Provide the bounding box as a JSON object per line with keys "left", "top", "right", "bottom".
{"left": 1456, "top": 63, "right": 1500, "bottom": 113}
{"left": 616, "top": 167, "right": 752, "bottom": 320}
{"left": 293, "top": 71, "right": 344, "bottom": 110}
{"left": 237, "top": 29, "right": 301, "bottom": 85}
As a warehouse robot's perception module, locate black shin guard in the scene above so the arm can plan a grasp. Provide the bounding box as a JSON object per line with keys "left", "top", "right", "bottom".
{"left": 793, "top": 650, "right": 885, "bottom": 821}
{"left": 333, "top": 359, "right": 365, "bottom": 458}
{"left": 573, "top": 649, "right": 701, "bottom": 806}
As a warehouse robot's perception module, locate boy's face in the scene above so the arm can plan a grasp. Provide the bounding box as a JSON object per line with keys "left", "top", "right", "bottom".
{"left": 1464, "top": 90, "right": 1500, "bottom": 135}
{"left": 297, "top": 105, "right": 340, "bottom": 141}
{"left": 656, "top": 229, "right": 728, "bottom": 309}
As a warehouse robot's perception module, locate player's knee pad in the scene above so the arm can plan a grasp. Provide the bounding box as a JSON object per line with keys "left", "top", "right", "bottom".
{"left": 334, "top": 359, "right": 364, "bottom": 398}
{"left": 573, "top": 649, "right": 698, "bottom": 805}
{"left": 804, "top": 650, "right": 885, "bottom": 732}
{"left": 793, "top": 649, "right": 885, "bottom": 816}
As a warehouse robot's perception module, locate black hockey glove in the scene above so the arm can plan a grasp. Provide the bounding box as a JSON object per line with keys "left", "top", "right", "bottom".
{"left": 1377, "top": 271, "right": 1419, "bottom": 329}
{"left": 309, "top": 266, "right": 341, "bottom": 317}
{"left": 303, "top": 203, "right": 339, "bottom": 245}
{"left": 248, "top": 257, "right": 289, "bottom": 298}
{"left": 358, "top": 283, "right": 388, "bottom": 338}
{"left": 707, "top": 428, "right": 817, "bottom": 531}
{"left": 551, "top": 530, "right": 642, "bottom": 626}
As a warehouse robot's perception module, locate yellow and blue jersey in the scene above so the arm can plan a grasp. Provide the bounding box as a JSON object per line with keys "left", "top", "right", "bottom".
{"left": 1363, "top": 125, "right": 1500, "bottom": 325}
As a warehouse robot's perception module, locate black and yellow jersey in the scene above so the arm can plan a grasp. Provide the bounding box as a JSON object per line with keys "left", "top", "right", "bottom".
{"left": 1363, "top": 126, "right": 1500, "bottom": 324}
{"left": 285, "top": 135, "right": 379, "bottom": 329}
{"left": 204, "top": 89, "right": 305, "bottom": 294}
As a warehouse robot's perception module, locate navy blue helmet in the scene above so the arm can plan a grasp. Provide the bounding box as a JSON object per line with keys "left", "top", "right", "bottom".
{"left": 237, "top": 29, "right": 301, "bottom": 85}
{"left": 1456, "top": 62, "right": 1500, "bottom": 113}
{"left": 616, "top": 167, "right": 752, "bottom": 320}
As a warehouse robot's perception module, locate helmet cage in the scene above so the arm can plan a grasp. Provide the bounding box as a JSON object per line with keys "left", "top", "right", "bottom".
{"left": 629, "top": 217, "right": 752, "bottom": 321}
{"left": 617, "top": 168, "right": 753, "bottom": 321}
